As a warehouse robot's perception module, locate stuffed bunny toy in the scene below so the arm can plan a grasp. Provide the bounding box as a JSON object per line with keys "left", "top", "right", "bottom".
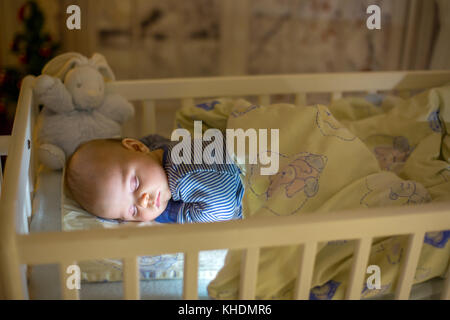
{"left": 33, "top": 52, "right": 134, "bottom": 169}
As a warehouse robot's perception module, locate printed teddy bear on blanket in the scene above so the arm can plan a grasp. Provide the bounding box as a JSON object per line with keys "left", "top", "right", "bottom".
{"left": 33, "top": 52, "right": 134, "bottom": 169}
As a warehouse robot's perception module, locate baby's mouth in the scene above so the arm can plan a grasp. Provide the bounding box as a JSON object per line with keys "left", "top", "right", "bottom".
{"left": 156, "top": 191, "right": 161, "bottom": 208}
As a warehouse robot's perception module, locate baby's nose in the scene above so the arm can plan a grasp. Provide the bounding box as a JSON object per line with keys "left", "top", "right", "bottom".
{"left": 138, "top": 193, "right": 152, "bottom": 208}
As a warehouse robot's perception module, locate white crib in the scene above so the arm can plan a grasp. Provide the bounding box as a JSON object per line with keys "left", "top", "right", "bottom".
{"left": 0, "top": 70, "right": 449, "bottom": 300}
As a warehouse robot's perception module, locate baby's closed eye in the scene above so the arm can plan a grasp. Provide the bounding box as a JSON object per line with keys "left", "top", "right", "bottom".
{"left": 129, "top": 205, "right": 138, "bottom": 217}
{"left": 131, "top": 175, "right": 139, "bottom": 192}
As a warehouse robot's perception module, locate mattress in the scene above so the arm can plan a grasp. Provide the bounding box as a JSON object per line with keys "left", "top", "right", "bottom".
{"left": 28, "top": 167, "right": 444, "bottom": 300}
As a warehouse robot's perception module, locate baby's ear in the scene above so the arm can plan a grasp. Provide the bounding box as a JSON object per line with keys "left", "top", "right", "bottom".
{"left": 122, "top": 138, "right": 150, "bottom": 153}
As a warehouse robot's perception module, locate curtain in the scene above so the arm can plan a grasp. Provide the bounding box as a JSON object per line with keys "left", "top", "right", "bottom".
{"left": 430, "top": 0, "right": 450, "bottom": 69}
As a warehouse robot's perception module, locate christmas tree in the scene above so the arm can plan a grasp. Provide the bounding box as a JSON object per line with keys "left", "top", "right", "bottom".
{"left": 0, "top": 0, "right": 60, "bottom": 135}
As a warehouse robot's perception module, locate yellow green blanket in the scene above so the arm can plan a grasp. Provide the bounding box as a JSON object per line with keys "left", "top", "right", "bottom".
{"left": 174, "top": 86, "right": 450, "bottom": 300}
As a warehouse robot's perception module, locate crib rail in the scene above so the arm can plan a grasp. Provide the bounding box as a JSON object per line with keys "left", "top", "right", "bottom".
{"left": 16, "top": 201, "right": 450, "bottom": 300}
{"left": 107, "top": 70, "right": 450, "bottom": 101}
{"left": 0, "top": 75, "right": 37, "bottom": 299}
{"left": 116, "top": 70, "right": 450, "bottom": 136}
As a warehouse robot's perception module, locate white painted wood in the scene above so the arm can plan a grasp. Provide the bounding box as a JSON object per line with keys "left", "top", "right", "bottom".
{"left": 0, "top": 75, "right": 35, "bottom": 299}
{"left": 183, "top": 251, "right": 198, "bottom": 300}
{"left": 141, "top": 100, "right": 157, "bottom": 136}
{"left": 107, "top": 71, "right": 450, "bottom": 102}
{"left": 441, "top": 265, "right": 450, "bottom": 300}
{"left": 181, "top": 98, "right": 195, "bottom": 109}
{"left": 60, "top": 261, "right": 80, "bottom": 300}
{"left": 345, "top": 237, "right": 372, "bottom": 300}
{"left": 395, "top": 232, "right": 425, "bottom": 300}
{"left": 239, "top": 247, "right": 260, "bottom": 299}
{"left": 24, "top": 181, "right": 32, "bottom": 221}
{"left": 20, "top": 264, "right": 29, "bottom": 300}
{"left": 293, "top": 242, "right": 317, "bottom": 300}
{"left": 258, "top": 95, "right": 270, "bottom": 106}
{"left": 295, "top": 93, "right": 307, "bottom": 106}
{"left": 16, "top": 202, "right": 450, "bottom": 266}
{"left": 331, "top": 92, "right": 343, "bottom": 101}
{"left": 123, "top": 257, "right": 140, "bottom": 300}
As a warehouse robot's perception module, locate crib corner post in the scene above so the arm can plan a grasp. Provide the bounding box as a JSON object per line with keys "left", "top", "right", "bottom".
{"left": 0, "top": 224, "right": 26, "bottom": 299}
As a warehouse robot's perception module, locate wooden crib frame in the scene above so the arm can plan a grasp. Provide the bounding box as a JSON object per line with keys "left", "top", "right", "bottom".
{"left": 0, "top": 70, "right": 450, "bottom": 300}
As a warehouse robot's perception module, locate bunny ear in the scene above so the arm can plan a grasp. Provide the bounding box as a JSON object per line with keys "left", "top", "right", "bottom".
{"left": 89, "top": 53, "right": 115, "bottom": 81}
{"left": 42, "top": 52, "right": 88, "bottom": 80}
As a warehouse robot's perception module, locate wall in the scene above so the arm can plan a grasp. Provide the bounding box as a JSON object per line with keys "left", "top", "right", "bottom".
{"left": 1, "top": 0, "right": 441, "bottom": 79}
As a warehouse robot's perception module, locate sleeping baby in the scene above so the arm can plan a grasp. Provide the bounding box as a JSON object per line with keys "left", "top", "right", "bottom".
{"left": 65, "top": 135, "right": 244, "bottom": 223}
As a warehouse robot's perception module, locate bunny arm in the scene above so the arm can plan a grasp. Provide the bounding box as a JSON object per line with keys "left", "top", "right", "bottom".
{"left": 34, "top": 76, "right": 75, "bottom": 113}
{"left": 97, "top": 93, "right": 135, "bottom": 124}
{"left": 38, "top": 143, "right": 66, "bottom": 170}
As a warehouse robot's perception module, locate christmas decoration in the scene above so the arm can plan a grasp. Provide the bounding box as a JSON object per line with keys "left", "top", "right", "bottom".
{"left": 0, "top": 0, "right": 60, "bottom": 135}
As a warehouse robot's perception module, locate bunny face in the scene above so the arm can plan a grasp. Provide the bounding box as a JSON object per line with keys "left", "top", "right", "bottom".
{"left": 65, "top": 65, "right": 105, "bottom": 110}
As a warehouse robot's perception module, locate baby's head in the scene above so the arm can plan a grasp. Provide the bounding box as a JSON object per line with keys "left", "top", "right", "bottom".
{"left": 65, "top": 138, "right": 172, "bottom": 222}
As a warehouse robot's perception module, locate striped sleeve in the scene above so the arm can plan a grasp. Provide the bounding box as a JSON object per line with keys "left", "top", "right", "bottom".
{"left": 175, "top": 171, "right": 244, "bottom": 223}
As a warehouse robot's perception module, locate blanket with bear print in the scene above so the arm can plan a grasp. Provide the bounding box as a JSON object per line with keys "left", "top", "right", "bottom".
{"left": 174, "top": 86, "right": 450, "bottom": 300}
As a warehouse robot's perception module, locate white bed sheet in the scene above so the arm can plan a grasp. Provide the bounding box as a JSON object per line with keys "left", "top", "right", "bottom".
{"left": 28, "top": 167, "right": 444, "bottom": 300}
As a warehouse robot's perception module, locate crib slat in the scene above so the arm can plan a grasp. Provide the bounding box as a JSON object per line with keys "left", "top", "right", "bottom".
{"left": 123, "top": 257, "right": 140, "bottom": 300}
{"left": 331, "top": 92, "right": 343, "bottom": 101}
{"left": 295, "top": 93, "right": 307, "bottom": 106}
{"left": 441, "top": 265, "right": 450, "bottom": 300}
{"left": 239, "top": 247, "right": 260, "bottom": 299}
{"left": 141, "top": 100, "right": 157, "bottom": 135}
{"left": 258, "top": 95, "right": 270, "bottom": 106}
{"left": 293, "top": 241, "right": 317, "bottom": 300}
{"left": 183, "top": 251, "right": 199, "bottom": 299}
{"left": 60, "top": 261, "right": 80, "bottom": 300}
{"left": 395, "top": 232, "right": 425, "bottom": 300}
{"left": 181, "top": 98, "right": 195, "bottom": 109}
{"left": 398, "top": 90, "right": 411, "bottom": 99}
{"left": 345, "top": 237, "right": 372, "bottom": 300}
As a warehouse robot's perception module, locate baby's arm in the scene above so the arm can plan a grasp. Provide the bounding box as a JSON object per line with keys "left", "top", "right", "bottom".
{"left": 175, "top": 171, "right": 244, "bottom": 223}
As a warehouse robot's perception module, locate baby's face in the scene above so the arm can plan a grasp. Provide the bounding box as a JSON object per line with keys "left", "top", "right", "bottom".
{"left": 94, "top": 139, "right": 172, "bottom": 222}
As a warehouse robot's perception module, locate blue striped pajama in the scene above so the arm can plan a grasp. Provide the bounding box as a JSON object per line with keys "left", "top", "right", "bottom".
{"left": 140, "top": 135, "right": 244, "bottom": 224}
